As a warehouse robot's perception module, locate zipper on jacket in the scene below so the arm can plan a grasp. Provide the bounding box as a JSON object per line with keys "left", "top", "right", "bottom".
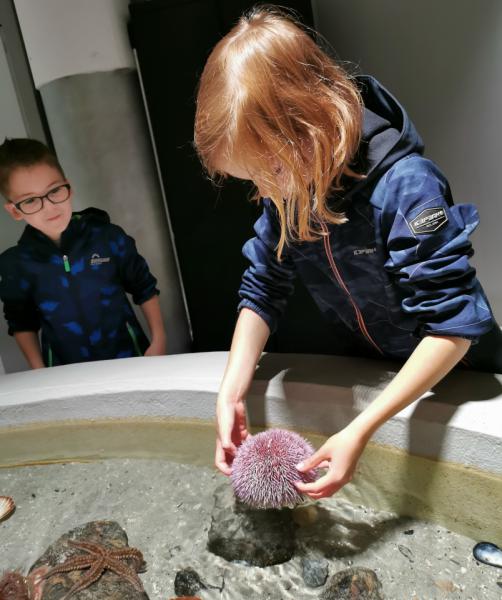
{"left": 126, "top": 321, "right": 143, "bottom": 356}
{"left": 62, "top": 254, "right": 71, "bottom": 273}
{"left": 320, "top": 222, "right": 383, "bottom": 355}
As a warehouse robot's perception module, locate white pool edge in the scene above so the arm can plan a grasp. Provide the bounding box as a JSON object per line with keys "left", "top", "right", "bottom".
{"left": 0, "top": 352, "right": 501, "bottom": 476}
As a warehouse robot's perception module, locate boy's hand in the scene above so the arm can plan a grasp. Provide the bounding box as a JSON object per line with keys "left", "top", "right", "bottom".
{"left": 294, "top": 427, "right": 367, "bottom": 499}
{"left": 215, "top": 395, "right": 249, "bottom": 476}
{"left": 144, "top": 336, "right": 166, "bottom": 356}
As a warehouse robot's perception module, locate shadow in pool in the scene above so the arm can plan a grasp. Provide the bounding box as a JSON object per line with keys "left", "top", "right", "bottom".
{"left": 296, "top": 503, "right": 403, "bottom": 558}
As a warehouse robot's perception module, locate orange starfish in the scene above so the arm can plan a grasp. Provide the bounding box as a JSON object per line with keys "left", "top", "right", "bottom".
{"left": 43, "top": 540, "right": 146, "bottom": 600}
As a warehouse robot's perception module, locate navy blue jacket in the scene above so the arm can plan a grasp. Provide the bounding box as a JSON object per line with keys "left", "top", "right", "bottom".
{"left": 0, "top": 208, "right": 158, "bottom": 366}
{"left": 238, "top": 76, "right": 501, "bottom": 372}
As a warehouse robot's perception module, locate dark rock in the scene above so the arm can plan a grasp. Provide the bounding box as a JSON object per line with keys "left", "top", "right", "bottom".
{"left": 28, "top": 520, "right": 149, "bottom": 600}
{"left": 301, "top": 556, "right": 329, "bottom": 588}
{"left": 174, "top": 569, "right": 206, "bottom": 596}
{"left": 321, "top": 567, "right": 384, "bottom": 600}
{"left": 403, "top": 529, "right": 414, "bottom": 535}
{"left": 207, "top": 483, "right": 296, "bottom": 567}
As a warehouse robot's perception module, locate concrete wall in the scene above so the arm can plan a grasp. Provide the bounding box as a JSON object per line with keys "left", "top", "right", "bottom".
{"left": 13, "top": 0, "right": 135, "bottom": 88}
{"left": 0, "top": 0, "right": 191, "bottom": 372}
{"left": 312, "top": 0, "right": 502, "bottom": 322}
{"left": 0, "top": 27, "right": 30, "bottom": 373}
{"left": 0, "top": 41, "right": 26, "bottom": 138}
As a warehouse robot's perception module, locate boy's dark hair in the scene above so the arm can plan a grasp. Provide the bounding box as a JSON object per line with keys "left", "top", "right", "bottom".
{"left": 0, "top": 138, "right": 64, "bottom": 198}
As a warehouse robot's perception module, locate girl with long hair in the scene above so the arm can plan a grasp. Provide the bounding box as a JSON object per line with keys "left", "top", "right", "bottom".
{"left": 194, "top": 6, "right": 501, "bottom": 498}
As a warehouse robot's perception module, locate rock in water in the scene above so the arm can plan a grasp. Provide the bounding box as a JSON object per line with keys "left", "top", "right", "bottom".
{"left": 28, "top": 520, "right": 149, "bottom": 600}
{"left": 300, "top": 556, "right": 329, "bottom": 588}
{"left": 207, "top": 484, "right": 296, "bottom": 567}
{"left": 173, "top": 569, "right": 206, "bottom": 596}
{"left": 321, "top": 567, "right": 384, "bottom": 600}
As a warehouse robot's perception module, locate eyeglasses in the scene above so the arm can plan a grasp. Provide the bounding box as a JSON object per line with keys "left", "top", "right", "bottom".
{"left": 12, "top": 183, "right": 71, "bottom": 215}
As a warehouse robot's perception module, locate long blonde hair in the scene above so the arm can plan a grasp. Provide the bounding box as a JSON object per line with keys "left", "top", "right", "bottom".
{"left": 194, "top": 6, "right": 363, "bottom": 257}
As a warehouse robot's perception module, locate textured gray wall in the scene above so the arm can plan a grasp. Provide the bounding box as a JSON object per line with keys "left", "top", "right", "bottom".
{"left": 313, "top": 0, "right": 502, "bottom": 321}
{"left": 0, "top": 36, "right": 30, "bottom": 373}
{"left": 40, "top": 68, "right": 191, "bottom": 354}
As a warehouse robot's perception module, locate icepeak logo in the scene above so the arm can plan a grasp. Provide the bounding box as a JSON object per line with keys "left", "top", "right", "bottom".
{"left": 409, "top": 207, "right": 448, "bottom": 234}
{"left": 353, "top": 247, "right": 376, "bottom": 256}
{"left": 90, "top": 253, "right": 110, "bottom": 266}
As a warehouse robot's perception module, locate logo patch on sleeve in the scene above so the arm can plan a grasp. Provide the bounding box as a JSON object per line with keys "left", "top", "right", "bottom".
{"left": 408, "top": 207, "right": 448, "bottom": 234}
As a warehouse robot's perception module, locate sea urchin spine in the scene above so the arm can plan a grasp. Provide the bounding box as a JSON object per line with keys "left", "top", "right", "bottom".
{"left": 231, "top": 429, "right": 317, "bottom": 509}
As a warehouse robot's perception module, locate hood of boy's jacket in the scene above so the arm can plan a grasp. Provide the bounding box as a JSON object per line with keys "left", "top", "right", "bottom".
{"left": 16, "top": 207, "right": 111, "bottom": 256}
{"left": 342, "top": 75, "right": 425, "bottom": 200}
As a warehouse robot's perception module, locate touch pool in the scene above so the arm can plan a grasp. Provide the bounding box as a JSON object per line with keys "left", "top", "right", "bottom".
{"left": 0, "top": 353, "right": 501, "bottom": 599}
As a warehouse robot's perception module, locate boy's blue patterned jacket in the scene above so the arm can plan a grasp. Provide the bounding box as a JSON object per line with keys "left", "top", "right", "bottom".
{"left": 238, "top": 76, "right": 500, "bottom": 371}
{"left": 0, "top": 208, "right": 158, "bottom": 366}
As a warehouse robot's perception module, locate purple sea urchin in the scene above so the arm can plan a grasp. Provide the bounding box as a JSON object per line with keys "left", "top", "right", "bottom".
{"left": 231, "top": 428, "right": 317, "bottom": 509}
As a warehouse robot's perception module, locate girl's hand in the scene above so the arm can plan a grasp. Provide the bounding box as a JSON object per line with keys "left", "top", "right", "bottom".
{"left": 294, "top": 427, "right": 367, "bottom": 499}
{"left": 215, "top": 395, "right": 249, "bottom": 476}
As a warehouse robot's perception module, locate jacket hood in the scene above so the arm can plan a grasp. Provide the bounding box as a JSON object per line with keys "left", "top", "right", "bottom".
{"left": 344, "top": 75, "right": 424, "bottom": 199}
{"left": 17, "top": 207, "right": 111, "bottom": 254}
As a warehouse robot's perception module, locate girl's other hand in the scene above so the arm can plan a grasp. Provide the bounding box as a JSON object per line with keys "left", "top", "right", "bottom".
{"left": 294, "top": 427, "right": 367, "bottom": 499}
{"left": 215, "top": 395, "right": 249, "bottom": 476}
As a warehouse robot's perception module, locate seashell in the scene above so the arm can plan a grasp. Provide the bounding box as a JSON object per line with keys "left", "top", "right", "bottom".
{"left": 0, "top": 496, "right": 15, "bottom": 521}
{"left": 473, "top": 541, "right": 502, "bottom": 568}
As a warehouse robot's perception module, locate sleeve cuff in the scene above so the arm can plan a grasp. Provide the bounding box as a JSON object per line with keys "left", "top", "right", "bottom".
{"left": 133, "top": 288, "right": 160, "bottom": 306}
{"left": 416, "top": 315, "right": 496, "bottom": 345}
{"left": 238, "top": 298, "right": 275, "bottom": 333}
{"left": 8, "top": 324, "right": 40, "bottom": 336}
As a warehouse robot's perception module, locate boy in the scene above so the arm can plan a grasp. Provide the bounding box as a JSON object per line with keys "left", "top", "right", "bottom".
{"left": 0, "top": 138, "right": 166, "bottom": 368}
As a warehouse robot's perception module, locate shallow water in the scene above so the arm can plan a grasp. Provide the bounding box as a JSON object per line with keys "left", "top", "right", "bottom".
{"left": 0, "top": 458, "right": 501, "bottom": 600}
{"left": 0, "top": 418, "right": 500, "bottom": 543}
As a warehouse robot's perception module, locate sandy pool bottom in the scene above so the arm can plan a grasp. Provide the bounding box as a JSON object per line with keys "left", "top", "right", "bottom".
{"left": 0, "top": 459, "right": 500, "bottom": 600}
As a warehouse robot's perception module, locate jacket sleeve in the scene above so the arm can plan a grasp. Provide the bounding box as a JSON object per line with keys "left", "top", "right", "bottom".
{"left": 0, "top": 254, "right": 40, "bottom": 335}
{"left": 380, "top": 156, "right": 495, "bottom": 341}
{"left": 108, "top": 225, "right": 159, "bottom": 305}
{"left": 238, "top": 199, "right": 297, "bottom": 333}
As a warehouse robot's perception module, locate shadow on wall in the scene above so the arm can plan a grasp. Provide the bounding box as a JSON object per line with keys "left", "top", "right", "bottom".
{"left": 247, "top": 350, "right": 502, "bottom": 524}
{"left": 397, "top": 368, "right": 502, "bottom": 517}
{"left": 403, "top": 367, "right": 502, "bottom": 471}
{"left": 251, "top": 352, "right": 502, "bottom": 424}
{"left": 248, "top": 352, "right": 398, "bottom": 434}
{"left": 247, "top": 350, "right": 502, "bottom": 469}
